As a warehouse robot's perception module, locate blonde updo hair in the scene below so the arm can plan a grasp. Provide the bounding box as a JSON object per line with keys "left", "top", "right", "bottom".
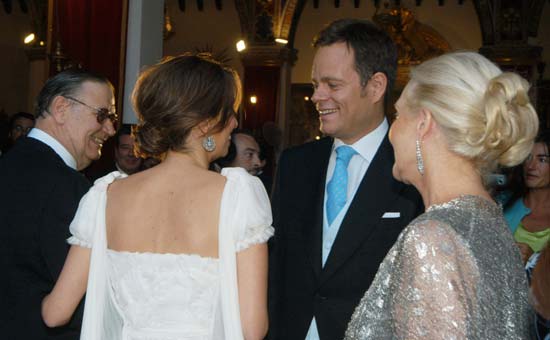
{"left": 404, "top": 51, "right": 539, "bottom": 177}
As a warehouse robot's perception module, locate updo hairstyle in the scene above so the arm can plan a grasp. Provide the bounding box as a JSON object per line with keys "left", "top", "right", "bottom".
{"left": 132, "top": 53, "right": 242, "bottom": 158}
{"left": 404, "top": 51, "right": 539, "bottom": 176}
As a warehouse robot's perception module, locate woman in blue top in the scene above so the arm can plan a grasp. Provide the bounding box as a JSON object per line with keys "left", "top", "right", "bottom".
{"left": 504, "top": 130, "right": 550, "bottom": 263}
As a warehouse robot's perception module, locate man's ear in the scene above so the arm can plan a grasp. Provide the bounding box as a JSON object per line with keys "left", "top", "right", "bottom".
{"left": 363, "top": 72, "right": 388, "bottom": 103}
{"left": 48, "top": 96, "right": 70, "bottom": 124}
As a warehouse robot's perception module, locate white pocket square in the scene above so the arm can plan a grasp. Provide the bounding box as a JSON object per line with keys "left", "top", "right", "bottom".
{"left": 382, "top": 212, "right": 400, "bottom": 218}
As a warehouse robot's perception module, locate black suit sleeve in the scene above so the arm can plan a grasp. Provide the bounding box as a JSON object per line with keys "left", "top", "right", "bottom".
{"left": 267, "top": 150, "right": 289, "bottom": 339}
{"left": 38, "top": 176, "right": 89, "bottom": 331}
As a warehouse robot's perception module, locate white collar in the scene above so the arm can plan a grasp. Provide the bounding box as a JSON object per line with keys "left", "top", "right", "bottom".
{"left": 115, "top": 163, "right": 128, "bottom": 175}
{"left": 27, "top": 128, "right": 78, "bottom": 170}
{"left": 332, "top": 118, "right": 389, "bottom": 163}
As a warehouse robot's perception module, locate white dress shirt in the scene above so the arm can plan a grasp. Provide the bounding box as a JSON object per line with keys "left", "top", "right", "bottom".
{"left": 306, "top": 118, "right": 388, "bottom": 340}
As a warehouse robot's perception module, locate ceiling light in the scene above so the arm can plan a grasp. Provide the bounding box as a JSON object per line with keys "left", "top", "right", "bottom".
{"left": 250, "top": 95, "right": 257, "bottom": 104}
{"left": 275, "top": 38, "right": 288, "bottom": 45}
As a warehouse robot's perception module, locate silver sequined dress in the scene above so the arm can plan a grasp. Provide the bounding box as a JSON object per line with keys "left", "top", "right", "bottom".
{"left": 345, "top": 195, "right": 532, "bottom": 339}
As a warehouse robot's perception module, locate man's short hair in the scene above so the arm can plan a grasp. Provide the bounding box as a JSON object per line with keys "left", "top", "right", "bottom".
{"left": 35, "top": 68, "right": 113, "bottom": 118}
{"left": 9, "top": 112, "right": 35, "bottom": 127}
{"left": 115, "top": 124, "right": 133, "bottom": 147}
{"left": 313, "top": 19, "right": 397, "bottom": 93}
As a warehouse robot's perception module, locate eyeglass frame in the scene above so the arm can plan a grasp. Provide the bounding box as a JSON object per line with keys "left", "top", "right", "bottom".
{"left": 63, "top": 95, "right": 118, "bottom": 127}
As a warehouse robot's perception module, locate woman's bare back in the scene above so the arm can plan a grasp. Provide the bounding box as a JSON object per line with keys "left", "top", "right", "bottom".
{"left": 106, "top": 164, "right": 226, "bottom": 258}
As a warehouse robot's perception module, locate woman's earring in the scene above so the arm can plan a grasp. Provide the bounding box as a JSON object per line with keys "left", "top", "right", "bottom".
{"left": 202, "top": 136, "right": 216, "bottom": 152}
{"left": 416, "top": 139, "right": 424, "bottom": 175}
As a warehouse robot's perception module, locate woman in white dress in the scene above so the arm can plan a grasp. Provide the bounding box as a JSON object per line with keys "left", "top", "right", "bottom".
{"left": 41, "top": 53, "right": 273, "bottom": 340}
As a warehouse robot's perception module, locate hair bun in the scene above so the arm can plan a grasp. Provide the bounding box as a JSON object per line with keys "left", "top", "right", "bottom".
{"left": 481, "top": 72, "right": 539, "bottom": 169}
{"left": 133, "top": 121, "right": 169, "bottom": 159}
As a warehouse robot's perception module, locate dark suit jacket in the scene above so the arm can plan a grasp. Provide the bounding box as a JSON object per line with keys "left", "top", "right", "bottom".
{"left": 268, "top": 136, "right": 423, "bottom": 340}
{"left": 0, "top": 137, "right": 91, "bottom": 340}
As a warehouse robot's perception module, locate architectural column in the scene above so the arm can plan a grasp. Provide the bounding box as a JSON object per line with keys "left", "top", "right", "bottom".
{"left": 122, "top": 0, "right": 164, "bottom": 124}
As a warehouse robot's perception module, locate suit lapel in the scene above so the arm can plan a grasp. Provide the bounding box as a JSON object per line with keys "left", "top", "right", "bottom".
{"left": 304, "top": 138, "right": 333, "bottom": 280}
{"left": 320, "top": 136, "right": 401, "bottom": 284}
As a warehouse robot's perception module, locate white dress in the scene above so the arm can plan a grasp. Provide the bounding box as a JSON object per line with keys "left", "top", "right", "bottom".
{"left": 67, "top": 168, "right": 274, "bottom": 340}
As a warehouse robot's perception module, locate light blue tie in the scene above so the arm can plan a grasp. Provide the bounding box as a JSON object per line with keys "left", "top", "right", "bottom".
{"left": 326, "top": 145, "right": 357, "bottom": 226}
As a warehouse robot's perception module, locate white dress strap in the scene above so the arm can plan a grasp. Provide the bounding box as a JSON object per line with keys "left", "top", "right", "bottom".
{"left": 217, "top": 169, "right": 245, "bottom": 340}
{"left": 79, "top": 171, "right": 126, "bottom": 340}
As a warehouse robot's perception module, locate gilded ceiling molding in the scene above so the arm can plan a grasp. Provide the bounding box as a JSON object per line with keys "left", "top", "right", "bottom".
{"left": 276, "top": 0, "right": 299, "bottom": 40}
{"left": 473, "top": 0, "right": 546, "bottom": 46}
{"left": 234, "top": 0, "right": 256, "bottom": 41}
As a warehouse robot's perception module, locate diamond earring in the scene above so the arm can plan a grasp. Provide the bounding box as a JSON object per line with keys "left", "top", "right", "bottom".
{"left": 416, "top": 139, "right": 424, "bottom": 175}
{"left": 202, "top": 136, "right": 216, "bottom": 152}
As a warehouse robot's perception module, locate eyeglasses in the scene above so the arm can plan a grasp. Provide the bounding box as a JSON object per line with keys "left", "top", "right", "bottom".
{"left": 526, "top": 153, "right": 550, "bottom": 164}
{"left": 64, "top": 95, "right": 118, "bottom": 127}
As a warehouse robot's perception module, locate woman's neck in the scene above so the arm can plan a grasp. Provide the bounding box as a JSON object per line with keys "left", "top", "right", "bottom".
{"left": 163, "top": 150, "right": 210, "bottom": 170}
{"left": 419, "top": 156, "right": 490, "bottom": 209}
{"left": 525, "top": 187, "right": 550, "bottom": 210}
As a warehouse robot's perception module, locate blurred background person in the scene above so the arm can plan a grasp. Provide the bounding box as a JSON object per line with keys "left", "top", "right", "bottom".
{"left": 215, "top": 130, "right": 263, "bottom": 175}
{"left": 345, "top": 51, "right": 538, "bottom": 339}
{"left": 504, "top": 130, "right": 550, "bottom": 264}
{"left": 213, "top": 130, "right": 273, "bottom": 193}
{"left": 113, "top": 124, "right": 142, "bottom": 175}
{"left": 1, "top": 111, "right": 35, "bottom": 155}
{"left": 86, "top": 124, "right": 143, "bottom": 181}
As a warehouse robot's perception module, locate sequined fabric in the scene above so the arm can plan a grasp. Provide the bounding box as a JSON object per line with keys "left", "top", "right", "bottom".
{"left": 345, "top": 195, "right": 532, "bottom": 339}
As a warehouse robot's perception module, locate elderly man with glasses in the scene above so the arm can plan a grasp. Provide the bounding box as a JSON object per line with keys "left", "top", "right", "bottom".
{"left": 0, "top": 69, "right": 116, "bottom": 340}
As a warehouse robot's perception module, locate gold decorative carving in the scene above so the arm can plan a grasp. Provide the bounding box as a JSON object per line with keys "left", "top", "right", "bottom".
{"left": 373, "top": 6, "right": 451, "bottom": 88}
{"left": 277, "top": 0, "right": 298, "bottom": 40}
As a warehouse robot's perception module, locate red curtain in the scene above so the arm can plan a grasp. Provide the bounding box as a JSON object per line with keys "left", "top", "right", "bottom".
{"left": 54, "top": 0, "right": 124, "bottom": 94}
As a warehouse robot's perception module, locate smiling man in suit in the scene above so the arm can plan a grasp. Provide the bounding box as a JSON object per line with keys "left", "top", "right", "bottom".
{"left": 0, "top": 69, "right": 117, "bottom": 339}
{"left": 268, "top": 19, "right": 423, "bottom": 340}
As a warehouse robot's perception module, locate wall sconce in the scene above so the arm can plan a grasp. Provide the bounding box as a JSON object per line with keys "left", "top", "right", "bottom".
{"left": 24, "top": 33, "right": 35, "bottom": 44}
{"left": 249, "top": 95, "right": 257, "bottom": 104}
{"left": 236, "top": 40, "right": 246, "bottom": 52}
{"left": 304, "top": 96, "right": 309, "bottom": 101}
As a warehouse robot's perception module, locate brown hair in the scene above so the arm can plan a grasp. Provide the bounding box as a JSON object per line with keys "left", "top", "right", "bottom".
{"left": 132, "top": 53, "right": 241, "bottom": 158}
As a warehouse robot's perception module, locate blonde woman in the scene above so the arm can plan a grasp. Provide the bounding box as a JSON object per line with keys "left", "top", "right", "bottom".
{"left": 345, "top": 52, "right": 538, "bottom": 339}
